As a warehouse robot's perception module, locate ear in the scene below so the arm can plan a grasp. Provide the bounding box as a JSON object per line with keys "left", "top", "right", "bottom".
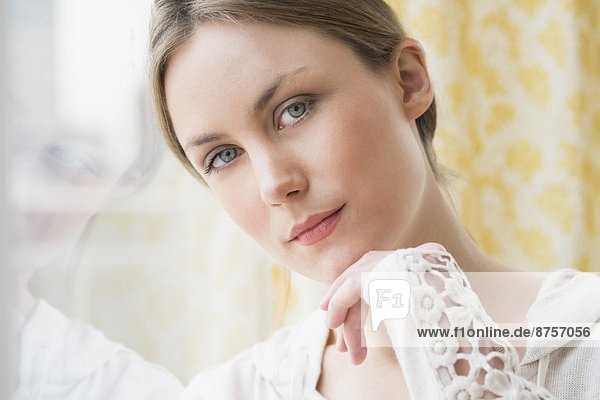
{"left": 391, "top": 39, "right": 434, "bottom": 120}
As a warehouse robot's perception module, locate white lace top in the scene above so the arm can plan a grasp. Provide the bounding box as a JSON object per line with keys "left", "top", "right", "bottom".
{"left": 183, "top": 248, "right": 600, "bottom": 399}
{"left": 369, "top": 248, "right": 555, "bottom": 399}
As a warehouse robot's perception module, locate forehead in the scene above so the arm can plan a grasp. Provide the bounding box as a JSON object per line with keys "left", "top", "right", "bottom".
{"left": 166, "top": 21, "right": 345, "bottom": 87}
{"left": 164, "top": 22, "right": 357, "bottom": 132}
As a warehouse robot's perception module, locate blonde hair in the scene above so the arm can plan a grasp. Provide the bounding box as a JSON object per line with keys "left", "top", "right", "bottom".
{"left": 148, "top": 0, "right": 443, "bottom": 183}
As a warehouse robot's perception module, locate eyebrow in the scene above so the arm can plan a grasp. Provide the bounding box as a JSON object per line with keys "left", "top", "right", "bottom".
{"left": 184, "top": 66, "right": 307, "bottom": 151}
{"left": 253, "top": 66, "right": 307, "bottom": 117}
{"left": 185, "top": 133, "right": 225, "bottom": 150}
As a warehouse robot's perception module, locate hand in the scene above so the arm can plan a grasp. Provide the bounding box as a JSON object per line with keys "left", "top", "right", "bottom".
{"left": 319, "top": 243, "right": 446, "bottom": 365}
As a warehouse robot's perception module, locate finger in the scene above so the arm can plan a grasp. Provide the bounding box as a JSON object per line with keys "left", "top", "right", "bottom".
{"left": 320, "top": 283, "right": 339, "bottom": 311}
{"left": 320, "top": 262, "right": 362, "bottom": 311}
{"left": 416, "top": 242, "right": 446, "bottom": 252}
{"left": 321, "top": 251, "right": 392, "bottom": 310}
{"left": 416, "top": 242, "right": 447, "bottom": 256}
{"left": 343, "top": 302, "right": 367, "bottom": 365}
{"left": 416, "top": 242, "right": 448, "bottom": 265}
{"left": 336, "top": 327, "right": 347, "bottom": 352}
{"left": 325, "top": 275, "right": 362, "bottom": 329}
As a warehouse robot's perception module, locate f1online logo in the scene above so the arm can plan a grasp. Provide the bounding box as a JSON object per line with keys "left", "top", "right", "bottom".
{"left": 365, "top": 276, "right": 411, "bottom": 331}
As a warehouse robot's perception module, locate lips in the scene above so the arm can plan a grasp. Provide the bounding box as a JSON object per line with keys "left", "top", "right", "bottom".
{"left": 288, "top": 205, "right": 344, "bottom": 245}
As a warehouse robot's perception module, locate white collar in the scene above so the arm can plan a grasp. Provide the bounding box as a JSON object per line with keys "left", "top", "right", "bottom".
{"left": 252, "top": 308, "right": 329, "bottom": 399}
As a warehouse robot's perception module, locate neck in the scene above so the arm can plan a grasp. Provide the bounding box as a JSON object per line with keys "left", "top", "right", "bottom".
{"left": 324, "top": 171, "right": 516, "bottom": 366}
{"left": 361, "top": 171, "right": 514, "bottom": 364}
{"left": 398, "top": 172, "right": 513, "bottom": 274}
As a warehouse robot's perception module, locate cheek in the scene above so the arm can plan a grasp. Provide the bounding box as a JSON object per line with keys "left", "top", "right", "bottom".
{"left": 322, "top": 101, "right": 425, "bottom": 188}
{"left": 214, "top": 182, "right": 256, "bottom": 228}
{"left": 320, "top": 100, "right": 428, "bottom": 241}
{"left": 212, "top": 177, "right": 275, "bottom": 249}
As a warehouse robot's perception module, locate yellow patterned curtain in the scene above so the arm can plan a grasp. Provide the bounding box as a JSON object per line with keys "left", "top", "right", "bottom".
{"left": 384, "top": 0, "right": 600, "bottom": 272}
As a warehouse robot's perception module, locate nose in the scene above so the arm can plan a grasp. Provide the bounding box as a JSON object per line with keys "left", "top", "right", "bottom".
{"left": 253, "top": 150, "right": 308, "bottom": 206}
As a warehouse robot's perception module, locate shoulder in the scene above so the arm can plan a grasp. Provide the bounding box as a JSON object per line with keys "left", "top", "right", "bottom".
{"left": 17, "top": 299, "right": 183, "bottom": 399}
{"left": 183, "top": 309, "right": 328, "bottom": 400}
{"left": 528, "top": 268, "right": 600, "bottom": 323}
{"left": 520, "top": 269, "right": 600, "bottom": 367}
{"left": 182, "top": 347, "right": 257, "bottom": 400}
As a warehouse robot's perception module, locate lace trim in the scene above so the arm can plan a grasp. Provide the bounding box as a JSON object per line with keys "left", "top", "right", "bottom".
{"left": 376, "top": 249, "right": 556, "bottom": 400}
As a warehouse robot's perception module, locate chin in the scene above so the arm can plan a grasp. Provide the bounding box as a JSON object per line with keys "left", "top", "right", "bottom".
{"left": 280, "top": 236, "right": 382, "bottom": 284}
{"left": 312, "top": 250, "right": 367, "bottom": 284}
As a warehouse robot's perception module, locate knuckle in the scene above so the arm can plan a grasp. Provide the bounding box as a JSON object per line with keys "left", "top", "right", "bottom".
{"left": 349, "top": 273, "right": 363, "bottom": 291}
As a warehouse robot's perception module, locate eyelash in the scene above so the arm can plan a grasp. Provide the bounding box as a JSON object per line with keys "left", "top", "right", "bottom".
{"left": 276, "top": 96, "right": 315, "bottom": 131}
{"left": 203, "top": 147, "right": 245, "bottom": 174}
{"left": 202, "top": 96, "right": 316, "bottom": 175}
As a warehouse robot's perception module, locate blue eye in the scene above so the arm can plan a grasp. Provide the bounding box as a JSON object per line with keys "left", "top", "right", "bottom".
{"left": 42, "top": 143, "right": 106, "bottom": 183}
{"left": 204, "top": 147, "right": 244, "bottom": 174}
{"left": 277, "top": 97, "right": 314, "bottom": 130}
{"left": 287, "top": 102, "right": 306, "bottom": 118}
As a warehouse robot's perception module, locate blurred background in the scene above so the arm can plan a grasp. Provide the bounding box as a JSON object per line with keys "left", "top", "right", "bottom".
{"left": 3, "top": 0, "right": 599, "bottom": 386}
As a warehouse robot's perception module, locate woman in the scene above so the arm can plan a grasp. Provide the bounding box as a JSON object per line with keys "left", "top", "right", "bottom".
{"left": 10, "top": 126, "right": 182, "bottom": 400}
{"left": 8, "top": 1, "right": 182, "bottom": 398}
{"left": 149, "top": 0, "right": 600, "bottom": 398}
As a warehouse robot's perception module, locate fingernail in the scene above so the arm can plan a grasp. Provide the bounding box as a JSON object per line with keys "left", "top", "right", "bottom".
{"left": 319, "top": 297, "right": 327, "bottom": 310}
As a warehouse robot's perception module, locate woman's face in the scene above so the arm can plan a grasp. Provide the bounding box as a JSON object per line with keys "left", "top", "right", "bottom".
{"left": 9, "top": 129, "right": 138, "bottom": 272}
{"left": 165, "top": 23, "right": 431, "bottom": 283}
